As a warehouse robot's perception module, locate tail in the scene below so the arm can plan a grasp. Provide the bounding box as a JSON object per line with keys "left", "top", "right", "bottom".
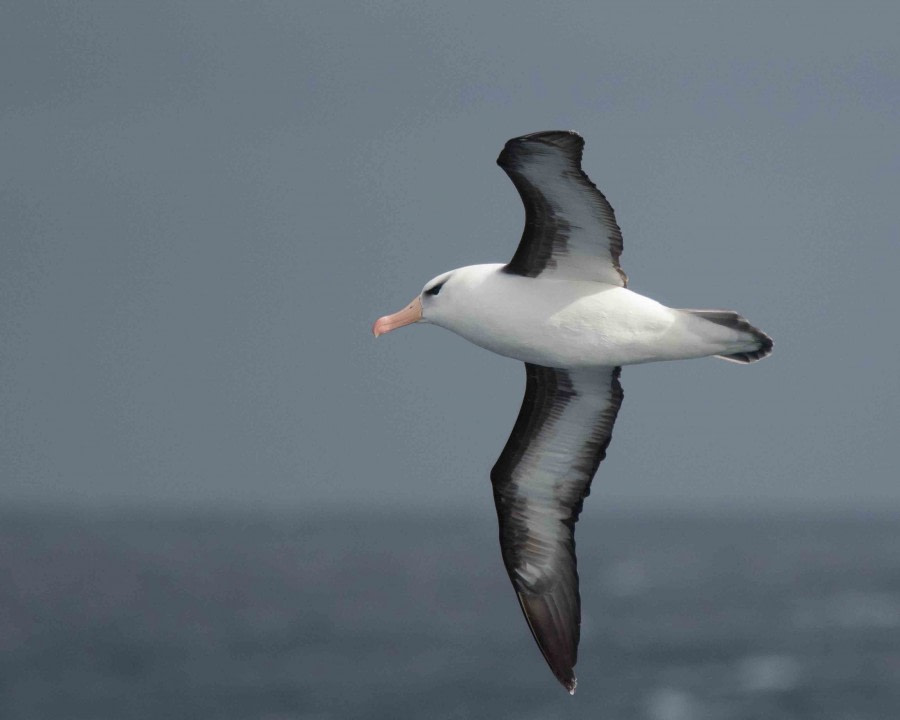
{"left": 685, "top": 310, "right": 774, "bottom": 364}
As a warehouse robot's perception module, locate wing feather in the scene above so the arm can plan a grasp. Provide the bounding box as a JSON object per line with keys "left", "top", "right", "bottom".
{"left": 497, "top": 130, "right": 627, "bottom": 285}
{"left": 491, "top": 364, "right": 624, "bottom": 692}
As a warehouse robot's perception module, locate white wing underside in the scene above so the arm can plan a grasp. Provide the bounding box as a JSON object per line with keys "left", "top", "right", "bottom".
{"left": 497, "top": 131, "right": 626, "bottom": 285}
{"left": 491, "top": 364, "right": 624, "bottom": 692}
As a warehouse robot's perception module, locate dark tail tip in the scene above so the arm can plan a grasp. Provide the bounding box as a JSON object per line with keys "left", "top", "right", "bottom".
{"left": 717, "top": 331, "right": 773, "bottom": 364}
{"left": 687, "top": 309, "right": 774, "bottom": 364}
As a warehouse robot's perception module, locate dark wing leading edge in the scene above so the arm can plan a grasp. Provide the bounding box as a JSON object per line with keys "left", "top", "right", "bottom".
{"left": 497, "top": 130, "right": 627, "bottom": 286}
{"left": 491, "top": 364, "right": 624, "bottom": 693}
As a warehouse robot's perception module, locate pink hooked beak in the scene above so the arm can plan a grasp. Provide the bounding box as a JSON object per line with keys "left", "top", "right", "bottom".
{"left": 372, "top": 296, "right": 423, "bottom": 337}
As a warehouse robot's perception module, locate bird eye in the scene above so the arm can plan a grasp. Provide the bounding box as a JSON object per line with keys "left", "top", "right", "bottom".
{"left": 425, "top": 281, "right": 445, "bottom": 296}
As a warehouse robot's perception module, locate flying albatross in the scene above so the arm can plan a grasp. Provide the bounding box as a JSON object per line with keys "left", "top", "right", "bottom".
{"left": 372, "top": 130, "right": 772, "bottom": 694}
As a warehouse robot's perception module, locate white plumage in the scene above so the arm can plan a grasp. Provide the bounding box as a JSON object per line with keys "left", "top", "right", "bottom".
{"left": 420, "top": 263, "right": 762, "bottom": 367}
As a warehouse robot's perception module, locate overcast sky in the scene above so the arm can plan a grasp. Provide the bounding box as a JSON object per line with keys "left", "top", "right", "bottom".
{"left": 1, "top": 1, "right": 898, "bottom": 514}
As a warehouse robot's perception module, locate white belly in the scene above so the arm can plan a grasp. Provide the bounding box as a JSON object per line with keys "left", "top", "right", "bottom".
{"left": 428, "top": 265, "right": 721, "bottom": 368}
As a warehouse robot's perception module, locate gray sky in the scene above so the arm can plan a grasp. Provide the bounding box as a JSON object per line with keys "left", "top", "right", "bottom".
{"left": 1, "top": 1, "right": 898, "bottom": 513}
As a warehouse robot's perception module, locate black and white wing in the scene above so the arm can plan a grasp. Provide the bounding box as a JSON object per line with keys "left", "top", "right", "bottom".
{"left": 491, "top": 364, "right": 624, "bottom": 693}
{"left": 497, "top": 130, "right": 627, "bottom": 286}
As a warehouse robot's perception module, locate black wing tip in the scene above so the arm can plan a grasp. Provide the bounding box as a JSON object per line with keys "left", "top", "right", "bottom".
{"left": 497, "top": 130, "right": 584, "bottom": 166}
{"left": 510, "top": 129, "right": 583, "bottom": 144}
{"left": 558, "top": 668, "right": 578, "bottom": 695}
{"left": 516, "top": 592, "right": 580, "bottom": 695}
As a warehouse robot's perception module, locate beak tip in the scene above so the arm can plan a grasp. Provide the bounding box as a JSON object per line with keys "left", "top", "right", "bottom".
{"left": 372, "top": 297, "right": 422, "bottom": 338}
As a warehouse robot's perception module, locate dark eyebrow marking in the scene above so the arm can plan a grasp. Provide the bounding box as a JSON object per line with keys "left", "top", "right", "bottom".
{"left": 425, "top": 281, "right": 445, "bottom": 296}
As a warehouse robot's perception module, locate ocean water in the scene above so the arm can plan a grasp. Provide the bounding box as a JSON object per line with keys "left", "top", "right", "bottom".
{"left": 2, "top": 508, "right": 900, "bottom": 719}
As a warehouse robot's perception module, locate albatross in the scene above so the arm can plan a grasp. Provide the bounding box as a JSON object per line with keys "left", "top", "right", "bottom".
{"left": 372, "top": 130, "right": 772, "bottom": 694}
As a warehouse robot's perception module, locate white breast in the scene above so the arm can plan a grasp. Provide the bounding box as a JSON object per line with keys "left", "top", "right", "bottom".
{"left": 426, "top": 265, "right": 707, "bottom": 368}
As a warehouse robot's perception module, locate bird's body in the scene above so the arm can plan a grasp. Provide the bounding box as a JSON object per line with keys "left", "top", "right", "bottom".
{"left": 372, "top": 130, "right": 772, "bottom": 694}
{"left": 426, "top": 263, "right": 763, "bottom": 367}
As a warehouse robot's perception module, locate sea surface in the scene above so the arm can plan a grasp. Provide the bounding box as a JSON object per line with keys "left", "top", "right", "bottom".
{"left": 2, "top": 507, "right": 900, "bottom": 720}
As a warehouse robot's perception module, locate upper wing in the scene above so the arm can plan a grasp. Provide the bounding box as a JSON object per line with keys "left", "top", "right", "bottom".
{"left": 497, "top": 130, "right": 627, "bottom": 285}
{"left": 491, "top": 364, "right": 624, "bottom": 693}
